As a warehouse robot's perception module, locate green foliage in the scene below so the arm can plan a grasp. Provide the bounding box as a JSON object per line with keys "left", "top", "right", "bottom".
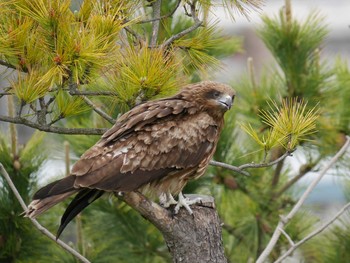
{"left": 0, "top": 131, "right": 67, "bottom": 262}
{"left": 55, "top": 90, "right": 90, "bottom": 118}
{"left": 206, "top": 2, "right": 350, "bottom": 262}
{"left": 81, "top": 198, "right": 169, "bottom": 263}
{"left": 242, "top": 98, "right": 319, "bottom": 152}
{"left": 258, "top": 7, "right": 328, "bottom": 98}
{"left": 2, "top": 0, "right": 348, "bottom": 262}
{"left": 107, "top": 46, "right": 182, "bottom": 109}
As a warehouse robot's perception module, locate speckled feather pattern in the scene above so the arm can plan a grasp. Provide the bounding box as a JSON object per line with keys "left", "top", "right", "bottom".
{"left": 27, "top": 81, "right": 235, "bottom": 219}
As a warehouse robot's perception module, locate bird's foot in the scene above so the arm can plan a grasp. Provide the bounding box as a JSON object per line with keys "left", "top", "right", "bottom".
{"left": 159, "top": 192, "right": 178, "bottom": 208}
{"left": 174, "top": 192, "right": 202, "bottom": 215}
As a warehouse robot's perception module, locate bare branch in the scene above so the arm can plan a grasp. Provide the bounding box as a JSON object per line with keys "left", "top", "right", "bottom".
{"left": 0, "top": 87, "right": 13, "bottom": 99}
{"left": 0, "top": 115, "right": 106, "bottom": 135}
{"left": 0, "top": 59, "right": 23, "bottom": 71}
{"left": 119, "top": 191, "right": 172, "bottom": 233}
{"left": 161, "top": 1, "right": 203, "bottom": 48}
{"left": 0, "top": 163, "right": 91, "bottom": 263}
{"left": 256, "top": 136, "right": 350, "bottom": 263}
{"left": 68, "top": 90, "right": 116, "bottom": 96}
{"left": 275, "top": 202, "right": 350, "bottom": 263}
{"left": 279, "top": 227, "right": 294, "bottom": 247}
{"left": 80, "top": 96, "right": 115, "bottom": 124}
{"left": 274, "top": 158, "right": 321, "bottom": 198}
{"left": 209, "top": 160, "right": 250, "bottom": 176}
{"left": 150, "top": 0, "right": 162, "bottom": 47}
{"left": 123, "top": 25, "right": 144, "bottom": 44}
{"left": 210, "top": 151, "right": 291, "bottom": 177}
{"left": 239, "top": 151, "right": 291, "bottom": 170}
{"left": 138, "top": 0, "right": 180, "bottom": 23}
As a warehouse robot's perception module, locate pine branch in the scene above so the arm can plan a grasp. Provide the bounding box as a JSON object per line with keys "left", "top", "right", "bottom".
{"left": 68, "top": 90, "right": 116, "bottom": 96}
{"left": 274, "top": 158, "right": 321, "bottom": 198}
{"left": 239, "top": 151, "right": 291, "bottom": 170}
{"left": 80, "top": 96, "right": 115, "bottom": 124}
{"left": 161, "top": 1, "right": 203, "bottom": 48}
{"left": 256, "top": 136, "right": 350, "bottom": 263}
{"left": 210, "top": 151, "right": 291, "bottom": 176}
{"left": 138, "top": 0, "right": 180, "bottom": 23}
{"left": 150, "top": 0, "right": 162, "bottom": 47}
{"left": 121, "top": 192, "right": 227, "bottom": 262}
{"left": 209, "top": 160, "right": 250, "bottom": 176}
{"left": 123, "top": 25, "right": 144, "bottom": 44}
{"left": 0, "top": 59, "right": 20, "bottom": 71}
{"left": 275, "top": 202, "right": 350, "bottom": 263}
{"left": 0, "top": 115, "right": 106, "bottom": 135}
{"left": 0, "top": 163, "right": 91, "bottom": 263}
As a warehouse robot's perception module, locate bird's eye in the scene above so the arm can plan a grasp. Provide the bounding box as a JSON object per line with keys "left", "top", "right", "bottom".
{"left": 213, "top": 91, "right": 220, "bottom": 98}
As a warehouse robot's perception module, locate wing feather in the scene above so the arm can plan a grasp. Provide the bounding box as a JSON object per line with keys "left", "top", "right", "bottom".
{"left": 70, "top": 107, "right": 219, "bottom": 193}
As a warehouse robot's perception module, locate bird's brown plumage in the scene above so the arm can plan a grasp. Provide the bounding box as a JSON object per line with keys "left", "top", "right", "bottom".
{"left": 26, "top": 81, "right": 235, "bottom": 238}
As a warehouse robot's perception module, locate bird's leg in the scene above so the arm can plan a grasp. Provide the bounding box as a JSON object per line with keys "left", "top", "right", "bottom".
{"left": 159, "top": 192, "right": 178, "bottom": 208}
{"left": 174, "top": 192, "right": 202, "bottom": 215}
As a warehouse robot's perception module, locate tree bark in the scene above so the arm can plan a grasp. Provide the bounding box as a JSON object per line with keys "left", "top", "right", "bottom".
{"left": 122, "top": 192, "right": 227, "bottom": 263}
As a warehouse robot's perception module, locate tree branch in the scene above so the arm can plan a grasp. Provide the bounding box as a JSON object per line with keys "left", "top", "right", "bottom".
{"left": 121, "top": 192, "right": 227, "bottom": 263}
{"left": 123, "top": 25, "right": 144, "bottom": 45}
{"left": 239, "top": 151, "right": 291, "bottom": 170}
{"left": 138, "top": 0, "right": 180, "bottom": 23}
{"left": 0, "top": 87, "right": 13, "bottom": 99}
{"left": 68, "top": 90, "right": 116, "bottom": 96}
{"left": 0, "top": 115, "right": 106, "bottom": 135}
{"left": 161, "top": 1, "right": 203, "bottom": 48}
{"left": 80, "top": 96, "right": 115, "bottom": 124}
{"left": 150, "top": 0, "right": 162, "bottom": 47}
{"left": 0, "top": 163, "right": 91, "bottom": 263}
{"left": 0, "top": 59, "right": 20, "bottom": 71}
{"left": 210, "top": 151, "right": 291, "bottom": 177}
{"left": 256, "top": 136, "right": 350, "bottom": 263}
{"left": 209, "top": 160, "right": 250, "bottom": 176}
{"left": 274, "top": 158, "right": 321, "bottom": 198}
{"left": 275, "top": 202, "right": 350, "bottom": 263}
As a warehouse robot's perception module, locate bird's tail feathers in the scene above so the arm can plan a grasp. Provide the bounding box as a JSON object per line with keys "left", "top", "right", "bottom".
{"left": 25, "top": 176, "right": 77, "bottom": 218}
{"left": 57, "top": 189, "right": 104, "bottom": 239}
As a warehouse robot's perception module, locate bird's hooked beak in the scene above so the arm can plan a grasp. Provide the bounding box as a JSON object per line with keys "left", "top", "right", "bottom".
{"left": 218, "top": 94, "right": 234, "bottom": 110}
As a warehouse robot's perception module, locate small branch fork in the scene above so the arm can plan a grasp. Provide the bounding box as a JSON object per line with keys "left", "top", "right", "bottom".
{"left": 0, "top": 163, "right": 91, "bottom": 263}
{"left": 160, "top": 0, "right": 203, "bottom": 48}
{"left": 275, "top": 202, "right": 350, "bottom": 263}
{"left": 256, "top": 136, "right": 350, "bottom": 263}
{"left": 210, "top": 151, "right": 291, "bottom": 176}
{"left": 0, "top": 115, "right": 106, "bottom": 135}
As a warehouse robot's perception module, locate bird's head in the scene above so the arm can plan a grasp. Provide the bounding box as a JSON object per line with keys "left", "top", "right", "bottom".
{"left": 180, "top": 81, "right": 236, "bottom": 117}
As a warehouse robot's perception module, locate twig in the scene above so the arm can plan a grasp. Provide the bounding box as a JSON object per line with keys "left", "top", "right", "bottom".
{"left": 0, "top": 87, "right": 13, "bottom": 99}
{"left": 150, "top": 0, "right": 162, "bottom": 47}
{"left": 68, "top": 90, "right": 116, "bottom": 96}
{"left": 275, "top": 202, "right": 350, "bottom": 263}
{"left": 209, "top": 160, "right": 249, "bottom": 176}
{"left": 80, "top": 96, "right": 115, "bottom": 124}
{"left": 256, "top": 136, "right": 350, "bottom": 263}
{"left": 274, "top": 158, "right": 321, "bottom": 198}
{"left": 0, "top": 163, "right": 91, "bottom": 263}
{"left": 279, "top": 227, "right": 294, "bottom": 246}
{"left": 210, "top": 151, "right": 291, "bottom": 177}
{"left": 161, "top": 1, "right": 203, "bottom": 48}
{"left": 0, "top": 115, "right": 106, "bottom": 135}
{"left": 0, "top": 59, "right": 24, "bottom": 71}
{"left": 67, "top": 81, "right": 115, "bottom": 124}
{"left": 239, "top": 151, "right": 291, "bottom": 170}
{"left": 138, "top": 0, "right": 180, "bottom": 23}
{"left": 123, "top": 25, "right": 144, "bottom": 45}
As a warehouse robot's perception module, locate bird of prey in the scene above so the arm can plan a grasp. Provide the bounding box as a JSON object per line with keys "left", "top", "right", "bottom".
{"left": 26, "top": 81, "right": 235, "bottom": 238}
